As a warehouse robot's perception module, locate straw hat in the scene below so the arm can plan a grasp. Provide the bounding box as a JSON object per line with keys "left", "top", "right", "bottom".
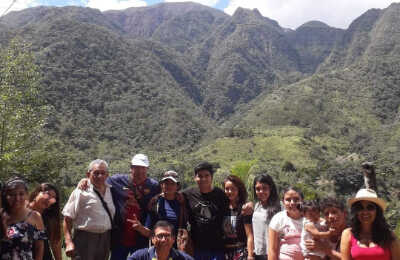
{"left": 348, "top": 188, "right": 387, "bottom": 211}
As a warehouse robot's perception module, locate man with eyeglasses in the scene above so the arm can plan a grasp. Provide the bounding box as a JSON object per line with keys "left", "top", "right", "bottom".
{"left": 63, "top": 159, "right": 115, "bottom": 260}
{"left": 76, "top": 154, "right": 160, "bottom": 259}
{"left": 128, "top": 220, "right": 194, "bottom": 260}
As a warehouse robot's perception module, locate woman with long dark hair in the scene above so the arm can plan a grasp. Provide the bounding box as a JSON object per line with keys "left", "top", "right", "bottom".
{"left": 252, "top": 174, "right": 280, "bottom": 260}
{"left": 0, "top": 177, "right": 46, "bottom": 260}
{"left": 222, "top": 175, "right": 254, "bottom": 260}
{"left": 341, "top": 188, "right": 400, "bottom": 260}
{"left": 28, "top": 183, "right": 62, "bottom": 260}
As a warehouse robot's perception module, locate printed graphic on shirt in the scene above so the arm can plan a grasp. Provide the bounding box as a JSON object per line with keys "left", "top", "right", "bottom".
{"left": 223, "top": 216, "right": 238, "bottom": 238}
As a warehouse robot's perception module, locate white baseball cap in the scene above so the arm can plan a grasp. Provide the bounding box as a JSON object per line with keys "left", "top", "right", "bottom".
{"left": 131, "top": 154, "right": 149, "bottom": 167}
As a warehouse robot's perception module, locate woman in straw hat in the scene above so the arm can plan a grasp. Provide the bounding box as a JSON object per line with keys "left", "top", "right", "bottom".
{"left": 340, "top": 188, "right": 400, "bottom": 259}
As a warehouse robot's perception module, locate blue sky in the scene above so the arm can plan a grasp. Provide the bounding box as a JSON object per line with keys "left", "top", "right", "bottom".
{"left": 2, "top": 0, "right": 400, "bottom": 29}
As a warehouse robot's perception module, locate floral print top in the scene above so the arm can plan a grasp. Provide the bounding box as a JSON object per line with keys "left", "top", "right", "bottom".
{"left": 1, "top": 218, "right": 47, "bottom": 260}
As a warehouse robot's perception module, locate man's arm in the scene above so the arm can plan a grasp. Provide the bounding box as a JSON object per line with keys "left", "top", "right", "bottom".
{"left": 127, "top": 214, "right": 151, "bottom": 238}
{"left": 63, "top": 217, "right": 75, "bottom": 258}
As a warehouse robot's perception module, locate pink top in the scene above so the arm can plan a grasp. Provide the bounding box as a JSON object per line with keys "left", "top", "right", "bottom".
{"left": 350, "top": 233, "right": 391, "bottom": 260}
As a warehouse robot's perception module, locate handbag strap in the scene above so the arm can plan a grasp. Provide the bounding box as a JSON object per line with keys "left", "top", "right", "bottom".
{"left": 93, "top": 188, "right": 113, "bottom": 225}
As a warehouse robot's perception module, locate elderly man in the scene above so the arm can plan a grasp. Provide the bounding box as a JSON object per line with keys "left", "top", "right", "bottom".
{"left": 128, "top": 220, "right": 194, "bottom": 260}
{"left": 77, "top": 154, "right": 160, "bottom": 259}
{"left": 305, "top": 197, "right": 348, "bottom": 260}
{"left": 63, "top": 159, "right": 115, "bottom": 260}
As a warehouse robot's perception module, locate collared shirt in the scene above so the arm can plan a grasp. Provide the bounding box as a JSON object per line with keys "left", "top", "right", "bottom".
{"left": 62, "top": 182, "right": 115, "bottom": 233}
{"left": 127, "top": 246, "right": 194, "bottom": 260}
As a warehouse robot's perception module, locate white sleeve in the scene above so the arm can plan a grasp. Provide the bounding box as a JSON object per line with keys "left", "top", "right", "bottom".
{"left": 62, "top": 188, "right": 81, "bottom": 219}
{"left": 269, "top": 211, "right": 283, "bottom": 232}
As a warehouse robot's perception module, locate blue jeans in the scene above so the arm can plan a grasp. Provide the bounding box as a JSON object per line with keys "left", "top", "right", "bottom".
{"left": 194, "top": 249, "right": 224, "bottom": 260}
{"left": 110, "top": 244, "right": 136, "bottom": 260}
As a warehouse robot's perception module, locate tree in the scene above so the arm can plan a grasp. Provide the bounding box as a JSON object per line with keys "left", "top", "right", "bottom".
{"left": 0, "top": 38, "right": 49, "bottom": 179}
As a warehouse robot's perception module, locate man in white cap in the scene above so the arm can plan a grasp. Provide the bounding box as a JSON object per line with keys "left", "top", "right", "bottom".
{"left": 78, "top": 154, "right": 160, "bottom": 260}
{"left": 107, "top": 154, "right": 160, "bottom": 260}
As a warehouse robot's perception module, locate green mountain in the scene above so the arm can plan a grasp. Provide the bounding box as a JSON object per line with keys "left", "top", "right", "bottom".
{"left": 104, "top": 2, "right": 228, "bottom": 53}
{"left": 2, "top": 2, "right": 400, "bottom": 224}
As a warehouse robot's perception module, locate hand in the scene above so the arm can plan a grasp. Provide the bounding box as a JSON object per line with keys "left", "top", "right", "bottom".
{"left": 126, "top": 214, "right": 142, "bottom": 231}
{"left": 305, "top": 239, "right": 328, "bottom": 253}
{"left": 305, "top": 239, "right": 316, "bottom": 250}
{"left": 177, "top": 228, "right": 188, "bottom": 250}
{"left": 241, "top": 201, "right": 254, "bottom": 216}
{"left": 77, "top": 178, "right": 89, "bottom": 191}
{"left": 65, "top": 241, "right": 75, "bottom": 257}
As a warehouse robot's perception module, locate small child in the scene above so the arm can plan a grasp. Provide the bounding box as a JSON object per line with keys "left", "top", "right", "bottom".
{"left": 300, "top": 200, "right": 333, "bottom": 260}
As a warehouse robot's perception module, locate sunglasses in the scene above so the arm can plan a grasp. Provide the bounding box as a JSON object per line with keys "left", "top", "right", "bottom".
{"left": 354, "top": 203, "right": 376, "bottom": 212}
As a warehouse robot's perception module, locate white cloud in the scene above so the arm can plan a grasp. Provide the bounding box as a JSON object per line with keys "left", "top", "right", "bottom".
{"left": 224, "top": 0, "right": 400, "bottom": 29}
{"left": 0, "top": 0, "right": 37, "bottom": 15}
{"left": 86, "top": 0, "right": 146, "bottom": 11}
{"left": 164, "top": 0, "right": 219, "bottom": 7}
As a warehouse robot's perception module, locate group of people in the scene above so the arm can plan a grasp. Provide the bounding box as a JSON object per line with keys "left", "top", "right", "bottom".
{"left": 1, "top": 153, "right": 400, "bottom": 260}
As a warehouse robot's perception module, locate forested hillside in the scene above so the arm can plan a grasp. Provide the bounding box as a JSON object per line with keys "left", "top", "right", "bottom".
{"left": 1, "top": 2, "right": 400, "bottom": 226}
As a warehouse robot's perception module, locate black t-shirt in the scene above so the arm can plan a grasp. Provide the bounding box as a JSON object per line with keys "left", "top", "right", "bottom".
{"left": 183, "top": 187, "right": 229, "bottom": 250}
{"left": 222, "top": 207, "right": 252, "bottom": 246}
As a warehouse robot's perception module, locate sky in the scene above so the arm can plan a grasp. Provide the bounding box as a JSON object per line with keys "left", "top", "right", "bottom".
{"left": 1, "top": 0, "right": 400, "bottom": 29}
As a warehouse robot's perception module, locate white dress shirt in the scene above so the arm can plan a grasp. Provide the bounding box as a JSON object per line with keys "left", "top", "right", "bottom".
{"left": 62, "top": 182, "right": 115, "bottom": 233}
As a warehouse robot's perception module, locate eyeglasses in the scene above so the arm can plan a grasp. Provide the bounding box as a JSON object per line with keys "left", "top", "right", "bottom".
{"left": 154, "top": 233, "right": 172, "bottom": 240}
{"left": 92, "top": 171, "right": 108, "bottom": 177}
{"left": 354, "top": 203, "right": 376, "bottom": 212}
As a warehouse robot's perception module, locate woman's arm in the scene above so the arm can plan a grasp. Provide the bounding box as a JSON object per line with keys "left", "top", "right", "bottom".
{"left": 30, "top": 211, "right": 45, "bottom": 260}
{"left": 268, "top": 227, "right": 279, "bottom": 260}
{"left": 340, "top": 228, "right": 352, "bottom": 260}
{"left": 50, "top": 238, "right": 62, "bottom": 260}
{"left": 0, "top": 209, "right": 9, "bottom": 239}
{"left": 391, "top": 233, "right": 400, "bottom": 260}
{"left": 244, "top": 223, "right": 254, "bottom": 260}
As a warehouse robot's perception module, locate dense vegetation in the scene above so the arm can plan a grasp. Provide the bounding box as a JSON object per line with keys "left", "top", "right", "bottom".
{"left": 1, "top": 2, "right": 400, "bottom": 228}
